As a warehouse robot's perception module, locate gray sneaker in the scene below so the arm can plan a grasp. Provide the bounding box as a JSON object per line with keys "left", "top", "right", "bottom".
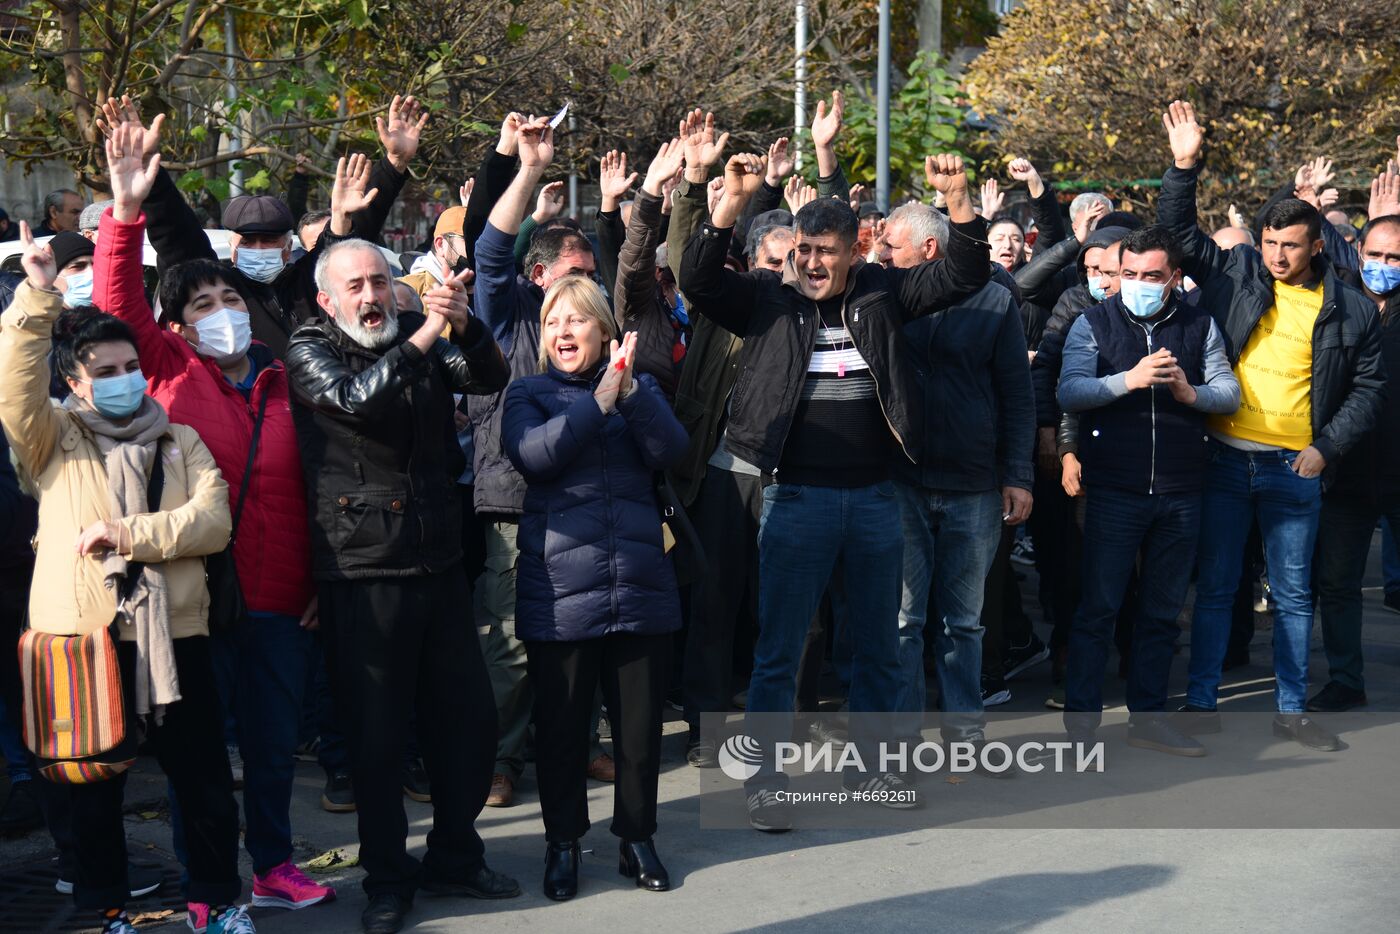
{"left": 1127, "top": 717, "right": 1207, "bottom": 757}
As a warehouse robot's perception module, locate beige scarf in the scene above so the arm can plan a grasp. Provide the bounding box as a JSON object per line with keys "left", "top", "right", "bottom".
{"left": 63, "top": 395, "right": 179, "bottom": 722}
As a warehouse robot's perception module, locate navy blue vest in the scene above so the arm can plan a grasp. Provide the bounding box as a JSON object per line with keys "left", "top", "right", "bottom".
{"left": 1080, "top": 295, "right": 1212, "bottom": 494}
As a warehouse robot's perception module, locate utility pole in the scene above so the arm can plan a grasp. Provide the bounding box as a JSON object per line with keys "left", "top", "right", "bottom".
{"left": 795, "top": 0, "right": 807, "bottom": 172}
{"left": 876, "top": 0, "right": 891, "bottom": 212}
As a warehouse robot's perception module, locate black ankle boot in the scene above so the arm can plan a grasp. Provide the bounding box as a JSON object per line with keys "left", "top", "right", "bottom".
{"left": 543, "top": 840, "right": 580, "bottom": 901}
{"left": 618, "top": 838, "right": 670, "bottom": 891}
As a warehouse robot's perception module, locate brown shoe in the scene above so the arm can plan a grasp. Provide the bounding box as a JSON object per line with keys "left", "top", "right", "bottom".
{"left": 586, "top": 752, "right": 616, "bottom": 783}
{"left": 485, "top": 773, "right": 514, "bottom": 808}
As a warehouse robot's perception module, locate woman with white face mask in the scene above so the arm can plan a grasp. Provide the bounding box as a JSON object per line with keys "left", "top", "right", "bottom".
{"left": 96, "top": 124, "right": 333, "bottom": 922}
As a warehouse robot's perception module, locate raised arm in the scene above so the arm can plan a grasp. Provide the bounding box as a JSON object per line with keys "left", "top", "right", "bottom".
{"left": 1010, "top": 158, "right": 1068, "bottom": 248}
{"left": 890, "top": 155, "right": 990, "bottom": 318}
{"left": 349, "top": 95, "right": 427, "bottom": 244}
{"left": 678, "top": 153, "right": 767, "bottom": 335}
{"left": 1156, "top": 100, "right": 1229, "bottom": 282}
{"left": 669, "top": 109, "right": 730, "bottom": 282}
{"left": 617, "top": 139, "right": 685, "bottom": 391}
{"left": 461, "top": 113, "right": 525, "bottom": 269}
{"left": 0, "top": 229, "right": 67, "bottom": 476}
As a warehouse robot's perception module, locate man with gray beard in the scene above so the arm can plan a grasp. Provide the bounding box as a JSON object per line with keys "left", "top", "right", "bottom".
{"left": 285, "top": 239, "right": 515, "bottom": 934}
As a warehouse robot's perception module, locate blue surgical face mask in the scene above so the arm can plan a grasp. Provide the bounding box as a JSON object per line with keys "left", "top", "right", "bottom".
{"left": 62, "top": 267, "right": 94, "bottom": 308}
{"left": 1361, "top": 260, "right": 1400, "bottom": 296}
{"left": 235, "top": 246, "right": 286, "bottom": 283}
{"left": 1119, "top": 278, "right": 1172, "bottom": 319}
{"left": 1087, "top": 275, "right": 1109, "bottom": 302}
{"left": 86, "top": 370, "right": 147, "bottom": 419}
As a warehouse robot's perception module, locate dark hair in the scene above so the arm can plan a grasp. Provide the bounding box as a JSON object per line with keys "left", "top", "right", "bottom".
{"left": 158, "top": 259, "right": 241, "bottom": 326}
{"left": 298, "top": 209, "right": 331, "bottom": 235}
{"left": 524, "top": 226, "right": 592, "bottom": 273}
{"left": 988, "top": 214, "right": 1025, "bottom": 236}
{"left": 1360, "top": 215, "right": 1400, "bottom": 250}
{"left": 1117, "top": 225, "right": 1184, "bottom": 271}
{"left": 1261, "top": 198, "right": 1322, "bottom": 242}
{"left": 794, "top": 198, "right": 858, "bottom": 246}
{"left": 43, "top": 189, "right": 79, "bottom": 224}
{"left": 52, "top": 307, "right": 137, "bottom": 381}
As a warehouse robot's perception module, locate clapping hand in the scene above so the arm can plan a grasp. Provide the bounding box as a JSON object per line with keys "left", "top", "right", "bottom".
{"left": 594, "top": 331, "right": 639, "bottom": 413}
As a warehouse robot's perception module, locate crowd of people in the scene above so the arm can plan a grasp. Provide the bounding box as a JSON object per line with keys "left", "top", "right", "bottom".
{"left": 0, "top": 86, "right": 1398, "bottom": 934}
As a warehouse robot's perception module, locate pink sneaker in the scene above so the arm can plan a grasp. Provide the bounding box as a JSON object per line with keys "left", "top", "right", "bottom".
{"left": 187, "top": 902, "right": 211, "bottom": 933}
{"left": 252, "top": 860, "right": 336, "bottom": 910}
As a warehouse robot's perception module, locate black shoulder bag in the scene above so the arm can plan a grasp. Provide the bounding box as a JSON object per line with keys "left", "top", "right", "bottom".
{"left": 205, "top": 390, "right": 270, "bottom": 632}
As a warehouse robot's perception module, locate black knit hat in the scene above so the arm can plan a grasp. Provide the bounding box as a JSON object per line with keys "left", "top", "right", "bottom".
{"left": 49, "top": 231, "right": 94, "bottom": 274}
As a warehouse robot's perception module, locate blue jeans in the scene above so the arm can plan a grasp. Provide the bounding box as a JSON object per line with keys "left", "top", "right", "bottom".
{"left": 171, "top": 614, "right": 315, "bottom": 876}
{"left": 1065, "top": 486, "right": 1200, "bottom": 726}
{"left": 745, "top": 482, "right": 903, "bottom": 788}
{"left": 1187, "top": 442, "right": 1321, "bottom": 713}
{"left": 895, "top": 485, "right": 1001, "bottom": 741}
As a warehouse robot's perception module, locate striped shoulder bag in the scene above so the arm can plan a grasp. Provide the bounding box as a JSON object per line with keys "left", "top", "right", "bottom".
{"left": 15, "top": 450, "right": 164, "bottom": 783}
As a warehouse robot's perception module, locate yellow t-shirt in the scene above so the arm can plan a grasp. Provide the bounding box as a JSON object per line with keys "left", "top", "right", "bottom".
{"left": 1209, "top": 280, "right": 1323, "bottom": 449}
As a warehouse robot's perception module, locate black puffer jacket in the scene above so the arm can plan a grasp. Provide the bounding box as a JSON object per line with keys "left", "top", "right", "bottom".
{"left": 679, "top": 217, "right": 990, "bottom": 475}
{"left": 286, "top": 312, "right": 509, "bottom": 580}
{"left": 1158, "top": 164, "right": 1384, "bottom": 472}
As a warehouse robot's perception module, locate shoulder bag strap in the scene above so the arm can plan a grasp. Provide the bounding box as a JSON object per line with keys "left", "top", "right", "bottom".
{"left": 230, "top": 388, "right": 271, "bottom": 545}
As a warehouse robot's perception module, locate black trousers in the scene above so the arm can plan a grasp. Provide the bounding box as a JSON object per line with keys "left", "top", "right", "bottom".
{"left": 64, "top": 636, "right": 240, "bottom": 910}
{"left": 527, "top": 632, "right": 671, "bottom": 843}
{"left": 320, "top": 564, "right": 497, "bottom": 898}
{"left": 683, "top": 467, "right": 762, "bottom": 728}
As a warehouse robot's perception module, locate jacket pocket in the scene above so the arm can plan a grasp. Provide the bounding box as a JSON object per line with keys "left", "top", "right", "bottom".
{"left": 673, "top": 391, "right": 707, "bottom": 437}
{"left": 330, "top": 488, "right": 410, "bottom": 558}
{"left": 728, "top": 366, "right": 754, "bottom": 420}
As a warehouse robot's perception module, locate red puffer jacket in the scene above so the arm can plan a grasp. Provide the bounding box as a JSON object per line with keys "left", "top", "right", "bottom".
{"left": 94, "top": 210, "right": 313, "bottom": 617}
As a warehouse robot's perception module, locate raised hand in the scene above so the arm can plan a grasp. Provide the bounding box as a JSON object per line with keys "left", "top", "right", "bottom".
{"left": 680, "top": 109, "right": 730, "bottom": 181}
{"left": 1163, "top": 100, "right": 1204, "bottom": 170}
{"left": 516, "top": 116, "right": 554, "bottom": 170}
{"left": 980, "top": 178, "right": 1004, "bottom": 220}
{"left": 1072, "top": 199, "right": 1108, "bottom": 243}
{"left": 599, "top": 150, "right": 638, "bottom": 211}
{"left": 94, "top": 95, "right": 165, "bottom": 161}
{"left": 330, "top": 153, "right": 380, "bottom": 234}
{"left": 1317, "top": 188, "right": 1339, "bottom": 211}
{"left": 643, "top": 138, "right": 686, "bottom": 197}
{"left": 1008, "top": 157, "right": 1045, "bottom": 198}
{"left": 766, "top": 137, "right": 795, "bottom": 186}
{"left": 1301, "top": 156, "right": 1335, "bottom": 192}
{"left": 17, "top": 222, "right": 57, "bottom": 290}
{"left": 459, "top": 177, "right": 475, "bottom": 207}
{"left": 706, "top": 176, "right": 725, "bottom": 215}
{"left": 848, "top": 183, "right": 866, "bottom": 213}
{"left": 295, "top": 153, "right": 310, "bottom": 176}
{"left": 376, "top": 94, "right": 429, "bottom": 171}
{"left": 784, "top": 176, "right": 817, "bottom": 214}
{"left": 723, "top": 153, "right": 767, "bottom": 201}
{"left": 106, "top": 121, "right": 162, "bottom": 220}
{"left": 660, "top": 172, "right": 681, "bottom": 215}
{"left": 810, "top": 90, "right": 844, "bottom": 151}
{"left": 925, "top": 154, "right": 973, "bottom": 222}
{"left": 534, "top": 181, "right": 565, "bottom": 222}
{"left": 497, "top": 112, "right": 524, "bottom": 156}
{"left": 1370, "top": 166, "right": 1400, "bottom": 218}
{"left": 1227, "top": 203, "right": 1247, "bottom": 229}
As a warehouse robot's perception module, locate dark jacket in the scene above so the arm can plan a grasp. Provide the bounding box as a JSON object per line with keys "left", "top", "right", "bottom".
{"left": 899, "top": 281, "right": 1035, "bottom": 493}
{"left": 142, "top": 161, "right": 404, "bottom": 358}
{"left": 616, "top": 189, "right": 686, "bottom": 397}
{"left": 503, "top": 367, "right": 688, "bottom": 641}
{"left": 1157, "top": 164, "right": 1385, "bottom": 472}
{"left": 679, "top": 217, "right": 990, "bottom": 476}
{"left": 285, "top": 311, "right": 509, "bottom": 580}
{"left": 1329, "top": 297, "right": 1400, "bottom": 502}
{"left": 1029, "top": 226, "right": 1135, "bottom": 427}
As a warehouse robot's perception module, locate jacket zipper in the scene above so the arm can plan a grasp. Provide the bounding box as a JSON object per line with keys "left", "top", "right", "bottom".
{"left": 1142, "top": 321, "right": 1156, "bottom": 495}
{"left": 843, "top": 299, "right": 909, "bottom": 460}
{"left": 601, "top": 412, "right": 620, "bottom": 622}
{"left": 769, "top": 311, "right": 813, "bottom": 482}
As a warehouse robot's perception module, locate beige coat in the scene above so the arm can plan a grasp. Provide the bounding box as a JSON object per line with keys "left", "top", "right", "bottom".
{"left": 0, "top": 282, "right": 232, "bottom": 639}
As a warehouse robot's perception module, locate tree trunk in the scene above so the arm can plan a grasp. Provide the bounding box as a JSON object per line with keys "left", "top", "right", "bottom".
{"left": 917, "top": 0, "right": 942, "bottom": 57}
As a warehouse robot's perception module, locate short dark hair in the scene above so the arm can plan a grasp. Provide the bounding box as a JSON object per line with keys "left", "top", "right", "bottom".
{"left": 52, "top": 307, "right": 137, "bottom": 381}
{"left": 298, "top": 209, "right": 331, "bottom": 235}
{"left": 1360, "top": 215, "right": 1400, "bottom": 250}
{"left": 43, "top": 189, "right": 78, "bottom": 223}
{"left": 1261, "top": 198, "right": 1322, "bottom": 242}
{"left": 159, "top": 259, "right": 241, "bottom": 326}
{"left": 1117, "top": 225, "right": 1184, "bottom": 271}
{"left": 524, "top": 226, "right": 592, "bottom": 272}
{"left": 988, "top": 214, "right": 1025, "bottom": 236}
{"left": 794, "top": 198, "right": 858, "bottom": 246}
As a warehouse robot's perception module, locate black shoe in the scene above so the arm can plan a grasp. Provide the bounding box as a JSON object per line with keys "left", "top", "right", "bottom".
{"left": 1171, "top": 705, "right": 1222, "bottom": 735}
{"left": 322, "top": 770, "right": 356, "bottom": 813}
{"left": 745, "top": 789, "right": 792, "bottom": 833}
{"left": 980, "top": 675, "right": 1010, "bottom": 707}
{"left": 362, "top": 893, "right": 411, "bottom": 934}
{"left": 967, "top": 739, "right": 1018, "bottom": 778}
{"left": 1272, "top": 713, "right": 1341, "bottom": 751}
{"left": 665, "top": 688, "right": 685, "bottom": 713}
{"left": 542, "top": 840, "right": 580, "bottom": 901}
{"left": 126, "top": 857, "right": 163, "bottom": 899}
{"left": 1385, "top": 591, "right": 1400, "bottom": 614}
{"left": 686, "top": 735, "right": 718, "bottom": 769}
{"left": 807, "top": 719, "right": 849, "bottom": 748}
{"left": 619, "top": 839, "right": 670, "bottom": 892}
{"left": 1306, "top": 682, "right": 1368, "bottom": 713}
{"left": 1221, "top": 650, "right": 1250, "bottom": 671}
{"left": 402, "top": 759, "right": 431, "bottom": 803}
{"left": 421, "top": 862, "right": 522, "bottom": 899}
{"left": 1127, "top": 717, "right": 1207, "bottom": 757}
{"left": 0, "top": 781, "right": 43, "bottom": 835}
{"left": 1003, "top": 635, "right": 1050, "bottom": 682}
{"left": 842, "top": 771, "right": 923, "bottom": 809}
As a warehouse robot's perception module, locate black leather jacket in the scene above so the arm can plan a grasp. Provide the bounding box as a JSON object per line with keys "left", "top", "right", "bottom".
{"left": 286, "top": 312, "right": 509, "bottom": 580}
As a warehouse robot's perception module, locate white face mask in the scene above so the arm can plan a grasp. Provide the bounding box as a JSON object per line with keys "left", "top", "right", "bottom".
{"left": 235, "top": 246, "right": 286, "bottom": 283}
{"left": 193, "top": 307, "right": 253, "bottom": 365}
